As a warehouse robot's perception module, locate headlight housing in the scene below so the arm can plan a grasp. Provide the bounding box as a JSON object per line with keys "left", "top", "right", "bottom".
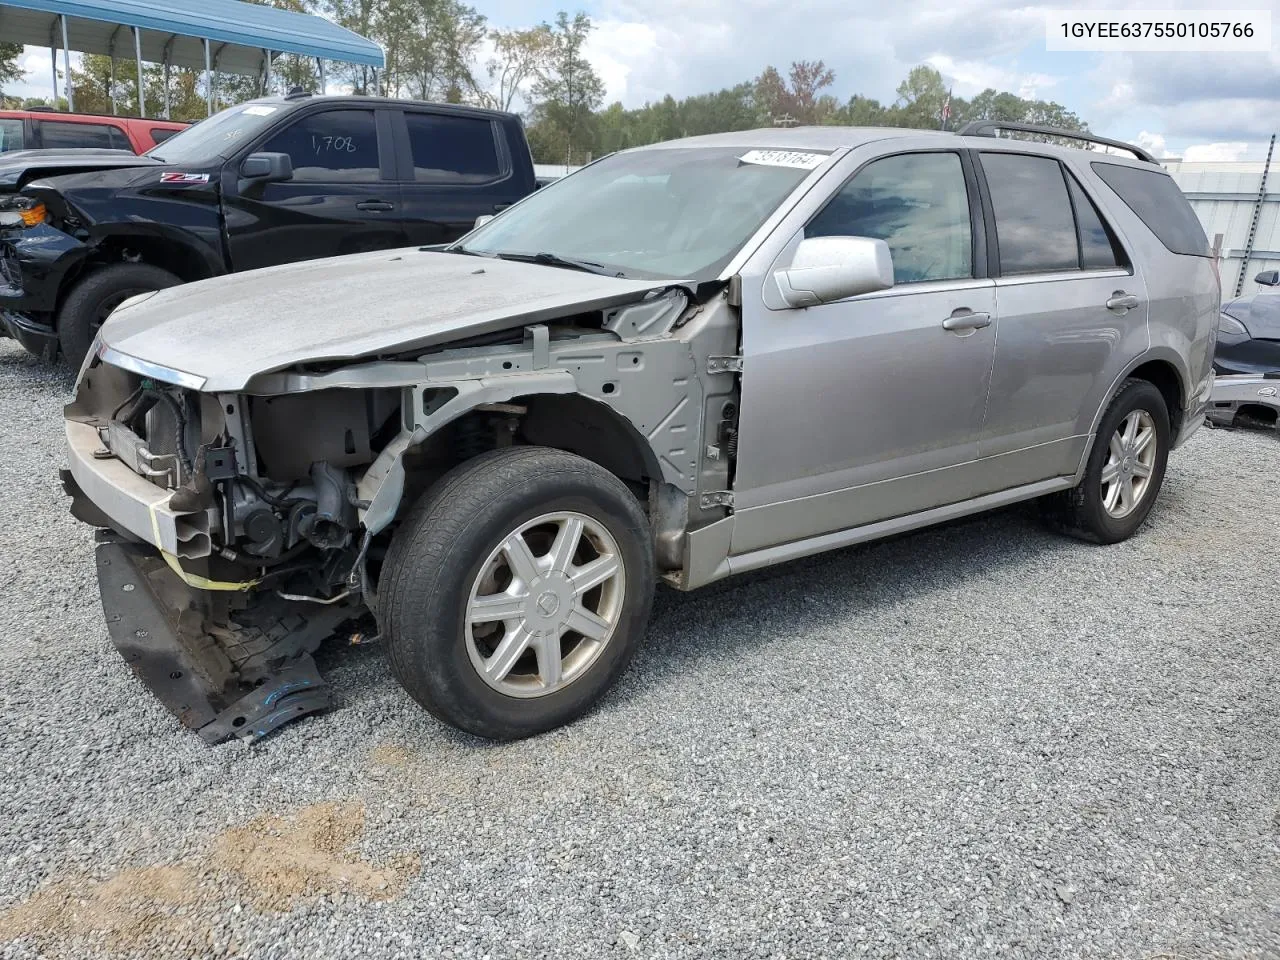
{"left": 0, "top": 194, "right": 47, "bottom": 228}
{"left": 1217, "top": 312, "right": 1250, "bottom": 338}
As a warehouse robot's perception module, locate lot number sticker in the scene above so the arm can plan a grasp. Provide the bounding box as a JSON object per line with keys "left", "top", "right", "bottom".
{"left": 243, "top": 105, "right": 278, "bottom": 116}
{"left": 738, "top": 149, "right": 827, "bottom": 170}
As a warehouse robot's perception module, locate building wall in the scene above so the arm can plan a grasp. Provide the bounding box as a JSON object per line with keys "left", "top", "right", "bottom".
{"left": 1164, "top": 158, "right": 1279, "bottom": 298}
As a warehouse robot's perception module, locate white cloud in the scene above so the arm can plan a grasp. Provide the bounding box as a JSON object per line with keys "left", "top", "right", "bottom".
{"left": 1182, "top": 142, "right": 1251, "bottom": 163}
{"left": 924, "top": 54, "right": 1058, "bottom": 100}
{"left": 1133, "top": 130, "right": 1171, "bottom": 158}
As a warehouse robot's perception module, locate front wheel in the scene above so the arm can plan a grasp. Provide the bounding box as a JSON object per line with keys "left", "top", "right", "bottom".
{"left": 1042, "top": 378, "right": 1170, "bottom": 544}
{"left": 379, "top": 446, "right": 655, "bottom": 740}
{"left": 56, "top": 263, "right": 180, "bottom": 365}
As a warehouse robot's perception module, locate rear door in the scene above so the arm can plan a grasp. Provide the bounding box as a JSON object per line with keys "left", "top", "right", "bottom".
{"left": 33, "top": 118, "right": 132, "bottom": 151}
{"left": 223, "top": 106, "right": 404, "bottom": 272}
{"left": 973, "top": 149, "right": 1149, "bottom": 491}
{"left": 393, "top": 108, "right": 522, "bottom": 246}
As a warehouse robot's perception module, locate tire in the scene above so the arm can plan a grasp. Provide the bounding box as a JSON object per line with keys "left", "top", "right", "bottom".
{"left": 379, "top": 446, "right": 655, "bottom": 740}
{"left": 56, "top": 263, "right": 181, "bottom": 365}
{"left": 1042, "top": 378, "right": 1171, "bottom": 544}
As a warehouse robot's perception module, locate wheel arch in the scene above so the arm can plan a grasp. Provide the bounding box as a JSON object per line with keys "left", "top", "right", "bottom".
{"left": 1082, "top": 350, "right": 1188, "bottom": 464}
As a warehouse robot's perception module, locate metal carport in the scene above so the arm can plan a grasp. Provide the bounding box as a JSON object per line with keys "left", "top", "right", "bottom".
{"left": 0, "top": 0, "right": 384, "bottom": 117}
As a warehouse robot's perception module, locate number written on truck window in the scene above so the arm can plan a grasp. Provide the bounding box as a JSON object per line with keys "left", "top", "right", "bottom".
{"left": 261, "top": 110, "right": 380, "bottom": 182}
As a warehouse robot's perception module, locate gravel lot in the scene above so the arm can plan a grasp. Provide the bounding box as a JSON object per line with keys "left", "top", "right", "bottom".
{"left": 0, "top": 337, "right": 1277, "bottom": 960}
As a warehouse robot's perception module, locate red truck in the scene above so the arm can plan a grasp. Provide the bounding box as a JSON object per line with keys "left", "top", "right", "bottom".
{"left": 0, "top": 109, "right": 188, "bottom": 155}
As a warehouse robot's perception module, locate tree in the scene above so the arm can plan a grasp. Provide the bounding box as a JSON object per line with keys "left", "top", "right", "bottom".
{"left": 480, "top": 25, "right": 553, "bottom": 111}
{"left": 0, "top": 43, "right": 23, "bottom": 102}
{"left": 752, "top": 60, "right": 836, "bottom": 125}
{"left": 527, "top": 11, "right": 604, "bottom": 165}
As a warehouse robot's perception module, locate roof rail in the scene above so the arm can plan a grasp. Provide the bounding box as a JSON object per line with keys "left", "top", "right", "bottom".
{"left": 957, "top": 120, "right": 1158, "bottom": 164}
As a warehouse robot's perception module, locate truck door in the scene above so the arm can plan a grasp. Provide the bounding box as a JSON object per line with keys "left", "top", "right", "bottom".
{"left": 223, "top": 106, "right": 405, "bottom": 272}
{"left": 392, "top": 109, "right": 529, "bottom": 247}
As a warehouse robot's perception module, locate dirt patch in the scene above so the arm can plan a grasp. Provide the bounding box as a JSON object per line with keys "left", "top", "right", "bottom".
{"left": 369, "top": 742, "right": 416, "bottom": 769}
{"left": 210, "top": 802, "right": 418, "bottom": 910}
{"left": 0, "top": 802, "right": 418, "bottom": 955}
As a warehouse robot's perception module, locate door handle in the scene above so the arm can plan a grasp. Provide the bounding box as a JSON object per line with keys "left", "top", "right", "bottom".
{"left": 1106, "top": 291, "right": 1141, "bottom": 311}
{"left": 941, "top": 309, "right": 992, "bottom": 333}
{"left": 356, "top": 200, "right": 395, "bottom": 211}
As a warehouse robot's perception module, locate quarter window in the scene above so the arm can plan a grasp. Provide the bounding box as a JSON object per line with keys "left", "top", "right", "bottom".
{"left": 806, "top": 152, "right": 972, "bottom": 284}
{"left": 405, "top": 113, "right": 503, "bottom": 183}
{"left": 980, "top": 152, "right": 1078, "bottom": 275}
{"left": 1066, "top": 172, "right": 1127, "bottom": 269}
{"left": 260, "top": 109, "right": 380, "bottom": 182}
{"left": 0, "top": 119, "right": 23, "bottom": 152}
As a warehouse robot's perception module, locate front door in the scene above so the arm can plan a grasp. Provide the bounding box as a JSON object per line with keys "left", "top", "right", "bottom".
{"left": 733, "top": 150, "right": 998, "bottom": 555}
{"left": 223, "top": 107, "right": 405, "bottom": 272}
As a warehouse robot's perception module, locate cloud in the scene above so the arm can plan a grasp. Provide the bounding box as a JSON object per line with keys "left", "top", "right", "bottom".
{"left": 1182, "top": 142, "right": 1251, "bottom": 163}
{"left": 1133, "top": 130, "right": 1170, "bottom": 158}
{"left": 924, "top": 54, "right": 1059, "bottom": 100}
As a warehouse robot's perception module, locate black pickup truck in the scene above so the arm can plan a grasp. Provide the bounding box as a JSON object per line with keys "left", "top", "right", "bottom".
{"left": 0, "top": 93, "right": 539, "bottom": 363}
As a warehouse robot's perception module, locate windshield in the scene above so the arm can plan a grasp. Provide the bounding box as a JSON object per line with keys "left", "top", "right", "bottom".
{"left": 145, "top": 102, "right": 284, "bottom": 164}
{"left": 456, "top": 146, "right": 831, "bottom": 280}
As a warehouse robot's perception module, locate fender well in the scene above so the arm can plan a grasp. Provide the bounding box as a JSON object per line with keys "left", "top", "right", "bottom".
{"left": 517, "top": 393, "right": 662, "bottom": 485}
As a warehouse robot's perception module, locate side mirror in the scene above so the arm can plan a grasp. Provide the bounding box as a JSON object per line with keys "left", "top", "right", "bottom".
{"left": 473, "top": 214, "right": 495, "bottom": 229}
{"left": 774, "top": 236, "right": 894, "bottom": 308}
{"left": 240, "top": 151, "right": 293, "bottom": 182}
{"left": 1254, "top": 269, "right": 1279, "bottom": 287}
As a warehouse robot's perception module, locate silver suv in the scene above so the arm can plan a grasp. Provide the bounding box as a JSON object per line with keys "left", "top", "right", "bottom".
{"left": 63, "top": 122, "right": 1219, "bottom": 743}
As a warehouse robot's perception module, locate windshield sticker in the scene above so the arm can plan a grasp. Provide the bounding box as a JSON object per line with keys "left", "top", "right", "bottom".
{"left": 160, "top": 172, "right": 210, "bottom": 184}
{"left": 243, "top": 105, "right": 278, "bottom": 116}
{"left": 738, "top": 149, "right": 827, "bottom": 170}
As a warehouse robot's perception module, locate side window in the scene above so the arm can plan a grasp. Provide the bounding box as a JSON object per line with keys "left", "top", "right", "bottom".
{"left": 806, "top": 152, "right": 972, "bottom": 284}
{"left": 0, "top": 119, "right": 23, "bottom": 152}
{"left": 405, "top": 113, "right": 503, "bottom": 183}
{"left": 980, "top": 152, "right": 1078, "bottom": 275}
{"left": 1091, "top": 161, "right": 1209, "bottom": 257}
{"left": 39, "top": 121, "right": 116, "bottom": 150}
{"left": 108, "top": 126, "right": 132, "bottom": 151}
{"left": 260, "top": 109, "right": 380, "bottom": 182}
{"left": 1065, "top": 172, "right": 1127, "bottom": 269}
{"left": 150, "top": 127, "right": 179, "bottom": 145}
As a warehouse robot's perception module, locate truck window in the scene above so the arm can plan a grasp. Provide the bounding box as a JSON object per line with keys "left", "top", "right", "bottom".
{"left": 0, "top": 119, "right": 23, "bottom": 152}
{"left": 39, "top": 120, "right": 116, "bottom": 150}
{"left": 261, "top": 109, "right": 380, "bottom": 182}
{"left": 404, "top": 113, "right": 503, "bottom": 183}
{"left": 150, "top": 127, "right": 179, "bottom": 145}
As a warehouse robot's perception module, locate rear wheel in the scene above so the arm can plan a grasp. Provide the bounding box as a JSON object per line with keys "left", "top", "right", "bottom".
{"left": 56, "top": 263, "right": 180, "bottom": 365}
{"left": 379, "top": 446, "right": 655, "bottom": 740}
{"left": 1042, "top": 378, "right": 1170, "bottom": 544}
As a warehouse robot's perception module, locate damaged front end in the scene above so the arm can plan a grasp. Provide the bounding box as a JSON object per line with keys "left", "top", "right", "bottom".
{"left": 63, "top": 350, "right": 384, "bottom": 742}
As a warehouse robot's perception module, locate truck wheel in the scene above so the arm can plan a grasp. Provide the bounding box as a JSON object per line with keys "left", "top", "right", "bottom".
{"left": 56, "top": 263, "right": 180, "bottom": 365}
{"left": 379, "top": 446, "right": 655, "bottom": 740}
{"left": 1041, "top": 378, "right": 1170, "bottom": 544}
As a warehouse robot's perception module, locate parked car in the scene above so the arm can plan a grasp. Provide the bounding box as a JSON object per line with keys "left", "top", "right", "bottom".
{"left": 1206, "top": 372, "right": 1280, "bottom": 431}
{"left": 0, "top": 108, "right": 187, "bottom": 154}
{"left": 0, "top": 93, "right": 537, "bottom": 363}
{"left": 1213, "top": 270, "right": 1280, "bottom": 374}
{"left": 62, "top": 122, "right": 1218, "bottom": 744}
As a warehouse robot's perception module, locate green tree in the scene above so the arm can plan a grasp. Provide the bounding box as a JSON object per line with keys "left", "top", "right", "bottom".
{"left": 0, "top": 43, "right": 23, "bottom": 102}
{"left": 752, "top": 60, "right": 836, "bottom": 125}
{"left": 480, "top": 25, "right": 554, "bottom": 111}
{"left": 527, "top": 11, "right": 604, "bottom": 165}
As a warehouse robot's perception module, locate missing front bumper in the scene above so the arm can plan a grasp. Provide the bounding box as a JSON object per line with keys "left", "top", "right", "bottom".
{"left": 95, "top": 534, "right": 352, "bottom": 743}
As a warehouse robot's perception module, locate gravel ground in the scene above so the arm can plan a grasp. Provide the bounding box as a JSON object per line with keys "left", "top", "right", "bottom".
{"left": 0, "top": 337, "right": 1277, "bottom": 960}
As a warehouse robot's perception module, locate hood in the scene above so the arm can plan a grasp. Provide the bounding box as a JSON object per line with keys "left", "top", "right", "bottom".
{"left": 1223, "top": 292, "right": 1280, "bottom": 340}
{"left": 0, "top": 148, "right": 160, "bottom": 191}
{"left": 99, "top": 248, "right": 667, "bottom": 392}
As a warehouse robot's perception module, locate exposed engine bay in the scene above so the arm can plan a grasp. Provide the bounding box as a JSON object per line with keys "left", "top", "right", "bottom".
{"left": 61, "top": 284, "right": 741, "bottom": 742}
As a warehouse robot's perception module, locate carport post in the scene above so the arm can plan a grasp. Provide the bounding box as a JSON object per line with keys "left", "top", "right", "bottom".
{"left": 204, "top": 38, "right": 213, "bottom": 116}
{"left": 162, "top": 37, "right": 173, "bottom": 119}
{"left": 317, "top": 58, "right": 325, "bottom": 94}
{"left": 370, "top": 67, "right": 378, "bottom": 96}
{"left": 59, "top": 14, "right": 74, "bottom": 112}
{"left": 108, "top": 28, "right": 117, "bottom": 115}
{"left": 134, "top": 27, "right": 145, "bottom": 118}
{"left": 263, "top": 49, "right": 271, "bottom": 96}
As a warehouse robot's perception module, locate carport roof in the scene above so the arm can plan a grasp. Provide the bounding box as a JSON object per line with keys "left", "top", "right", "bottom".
{"left": 0, "top": 0, "right": 385, "bottom": 75}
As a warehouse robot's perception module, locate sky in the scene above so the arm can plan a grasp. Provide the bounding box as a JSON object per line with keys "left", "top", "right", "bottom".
{"left": 6, "top": 0, "right": 1279, "bottom": 161}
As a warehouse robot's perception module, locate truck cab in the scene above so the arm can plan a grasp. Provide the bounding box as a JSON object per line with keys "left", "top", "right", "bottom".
{"left": 0, "top": 94, "right": 537, "bottom": 362}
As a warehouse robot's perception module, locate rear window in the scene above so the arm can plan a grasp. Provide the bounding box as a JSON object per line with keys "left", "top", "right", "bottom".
{"left": 39, "top": 120, "right": 123, "bottom": 150}
{"left": 0, "top": 118, "right": 24, "bottom": 152}
{"left": 150, "top": 127, "right": 179, "bottom": 145}
{"left": 1091, "top": 162, "right": 1209, "bottom": 257}
{"left": 405, "top": 113, "right": 503, "bottom": 183}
